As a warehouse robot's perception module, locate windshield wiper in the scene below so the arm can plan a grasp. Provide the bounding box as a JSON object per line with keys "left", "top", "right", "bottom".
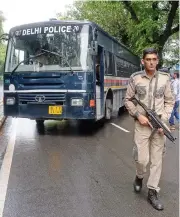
{"left": 11, "top": 52, "right": 47, "bottom": 75}
{"left": 41, "top": 49, "right": 74, "bottom": 74}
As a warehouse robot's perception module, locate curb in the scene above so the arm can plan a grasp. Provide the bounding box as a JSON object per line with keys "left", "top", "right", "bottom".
{"left": 0, "top": 116, "right": 7, "bottom": 170}
{"left": 0, "top": 100, "right": 6, "bottom": 130}
{"left": 0, "top": 116, "right": 6, "bottom": 130}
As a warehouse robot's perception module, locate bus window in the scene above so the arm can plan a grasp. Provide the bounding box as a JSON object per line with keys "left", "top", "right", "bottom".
{"left": 116, "top": 57, "right": 121, "bottom": 77}
{"left": 116, "top": 57, "right": 125, "bottom": 77}
{"left": 17, "top": 50, "right": 25, "bottom": 64}
{"left": 12, "top": 49, "right": 25, "bottom": 65}
{"left": 104, "top": 51, "right": 109, "bottom": 75}
{"left": 106, "top": 51, "right": 115, "bottom": 76}
{"left": 95, "top": 55, "right": 100, "bottom": 82}
{"left": 104, "top": 50, "right": 108, "bottom": 75}
{"left": 5, "top": 24, "right": 92, "bottom": 73}
{"left": 114, "top": 56, "right": 117, "bottom": 76}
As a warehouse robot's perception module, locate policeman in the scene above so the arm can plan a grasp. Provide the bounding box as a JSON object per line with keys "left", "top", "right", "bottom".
{"left": 124, "top": 48, "right": 174, "bottom": 211}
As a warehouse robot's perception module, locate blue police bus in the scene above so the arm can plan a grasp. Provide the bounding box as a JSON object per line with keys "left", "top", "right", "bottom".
{"left": 3, "top": 19, "right": 140, "bottom": 127}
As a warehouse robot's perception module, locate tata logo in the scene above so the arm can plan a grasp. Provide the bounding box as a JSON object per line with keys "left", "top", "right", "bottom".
{"left": 35, "top": 95, "right": 46, "bottom": 103}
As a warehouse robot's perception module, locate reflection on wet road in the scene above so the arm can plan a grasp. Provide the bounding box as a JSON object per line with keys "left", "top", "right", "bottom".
{"left": 0, "top": 113, "right": 179, "bottom": 217}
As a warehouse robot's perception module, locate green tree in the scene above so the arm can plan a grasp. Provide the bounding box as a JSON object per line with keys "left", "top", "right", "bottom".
{"left": 0, "top": 11, "right": 6, "bottom": 73}
{"left": 163, "top": 32, "right": 179, "bottom": 67}
{"left": 57, "top": 1, "right": 179, "bottom": 66}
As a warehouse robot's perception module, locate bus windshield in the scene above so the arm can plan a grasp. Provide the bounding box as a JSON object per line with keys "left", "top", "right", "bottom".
{"left": 5, "top": 24, "right": 93, "bottom": 73}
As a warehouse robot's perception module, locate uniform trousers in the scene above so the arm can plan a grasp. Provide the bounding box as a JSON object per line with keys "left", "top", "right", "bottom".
{"left": 133, "top": 121, "right": 165, "bottom": 192}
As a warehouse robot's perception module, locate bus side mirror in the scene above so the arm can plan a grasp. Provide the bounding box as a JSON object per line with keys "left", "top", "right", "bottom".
{"left": 90, "top": 41, "right": 98, "bottom": 55}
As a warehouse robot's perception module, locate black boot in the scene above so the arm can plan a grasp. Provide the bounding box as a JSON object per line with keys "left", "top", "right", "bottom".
{"left": 133, "top": 176, "right": 143, "bottom": 193}
{"left": 147, "top": 189, "right": 164, "bottom": 211}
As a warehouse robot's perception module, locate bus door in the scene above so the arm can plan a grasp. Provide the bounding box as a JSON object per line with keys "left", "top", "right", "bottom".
{"left": 95, "top": 45, "right": 104, "bottom": 120}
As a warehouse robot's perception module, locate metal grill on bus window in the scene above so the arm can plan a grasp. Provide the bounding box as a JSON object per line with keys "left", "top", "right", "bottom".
{"left": 18, "top": 93, "right": 65, "bottom": 105}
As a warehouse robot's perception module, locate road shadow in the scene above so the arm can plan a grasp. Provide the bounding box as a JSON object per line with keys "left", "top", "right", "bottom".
{"left": 36, "top": 119, "right": 106, "bottom": 137}
{"left": 36, "top": 107, "right": 129, "bottom": 137}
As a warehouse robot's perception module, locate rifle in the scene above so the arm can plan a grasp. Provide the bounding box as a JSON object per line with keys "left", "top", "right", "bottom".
{"left": 131, "top": 96, "right": 176, "bottom": 143}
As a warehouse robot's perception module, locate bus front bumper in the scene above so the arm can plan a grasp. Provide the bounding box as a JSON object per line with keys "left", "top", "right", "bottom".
{"left": 4, "top": 92, "right": 96, "bottom": 120}
{"left": 19, "top": 104, "right": 95, "bottom": 120}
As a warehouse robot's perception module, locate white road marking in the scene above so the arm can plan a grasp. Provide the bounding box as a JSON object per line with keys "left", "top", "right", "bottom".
{"left": 110, "top": 123, "right": 130, "bottom": 133}
{"left": 0, "top": 118, "right": 18, "bottom": 217}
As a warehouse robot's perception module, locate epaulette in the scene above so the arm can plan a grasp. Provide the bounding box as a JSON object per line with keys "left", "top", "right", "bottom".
{"left": 158, "top": 71, "right": 170, "bottom": 77}
{"left": 131, "top": 71, "right": 144, "bottom": 77}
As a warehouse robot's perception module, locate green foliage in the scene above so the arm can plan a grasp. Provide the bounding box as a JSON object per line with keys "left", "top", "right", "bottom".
{"left": 0, "top": 43, "right": 6, "bottom": 73}
{"left": 58, "top": 1, "right": 129, "bottom": 45}
{"left": 163, "top": 32, "right": 179, "bottom": 67}
{"left": 0, "top": 11, "right": 6, "bottom": 74}
{"left": 57, "top": 1, "right": 179, "bottom": 65}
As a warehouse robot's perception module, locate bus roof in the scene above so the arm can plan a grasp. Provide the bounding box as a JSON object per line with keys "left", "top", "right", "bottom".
{"left": 9, "top": 20, "right": 139, "bottom": 59}
{"left": 9, "top": 20, "right": 92, "bottom": 32}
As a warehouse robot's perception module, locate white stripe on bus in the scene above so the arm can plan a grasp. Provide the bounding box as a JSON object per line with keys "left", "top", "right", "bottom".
{"left": 104, "top": 76, "right": 129, "bottom": 80}
{"left": 4, "top": 89, "right": 86, "bottom": 93}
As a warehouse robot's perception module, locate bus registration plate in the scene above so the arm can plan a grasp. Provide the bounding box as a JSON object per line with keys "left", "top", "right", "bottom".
{"left": 48, "top": 106, "right": 62, "bottom": 115}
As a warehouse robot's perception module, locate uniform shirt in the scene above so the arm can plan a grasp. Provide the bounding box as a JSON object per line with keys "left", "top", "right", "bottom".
{"left": 171, "top": 78, "right": 180, "bottom": 101}
{"left": 124, "top": 70, "right": 175, "bottom": 123}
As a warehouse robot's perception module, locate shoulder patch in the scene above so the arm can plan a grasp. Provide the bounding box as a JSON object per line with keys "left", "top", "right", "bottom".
{"left": 158, "top": 71, "right": 169, "bottom": 76}
{"left": 131, "top": 71, "right": 144, "bottom": 77}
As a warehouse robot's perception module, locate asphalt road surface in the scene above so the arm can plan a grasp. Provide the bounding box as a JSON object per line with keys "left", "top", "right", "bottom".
{"left": 0, "top": 113, "right": 179, "bottom": 217}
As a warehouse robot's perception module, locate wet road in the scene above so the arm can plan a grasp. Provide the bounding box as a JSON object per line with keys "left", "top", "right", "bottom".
{"left": 0, "top": 114, "right": 179, "bottom": 217}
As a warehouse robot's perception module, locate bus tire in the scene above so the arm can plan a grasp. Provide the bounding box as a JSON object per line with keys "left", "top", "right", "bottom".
{"left": 36, "top": 120, "right": 44, "bottom": 127}
{"left": 105, "top": 99, "right": 112, "bottom": 120}
{"left": 118, "top": 105, "right": 127, "bottom": 116}
{"left": 78, "top": 119, "right": 95, "bottom": 131}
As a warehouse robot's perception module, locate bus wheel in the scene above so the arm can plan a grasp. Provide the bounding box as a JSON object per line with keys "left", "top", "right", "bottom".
{"left": 36, "top": 120, "right": 45, "bottom": 134}
{"left": 105, "top": 99, "right": 112, "bottom": 120}
{"left": 118, "top": 106, "right": 127, "bottom": 116}
{"left": 36, "top": 120, "right": 44, "bottom": 127}
{"left": 78, "top": 120, "right": 95, "bottom": 131}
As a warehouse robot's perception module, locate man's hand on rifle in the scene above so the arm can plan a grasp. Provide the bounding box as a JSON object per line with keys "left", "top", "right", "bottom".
{"left": 131, "top": 97, "right": 176, "bottom": 143}
{"left": 158, "top": 128, "right": 164, "bottom": 135}
{"left": 137, "top": 114, "right": 164, "bottom": 134}
{"left": 137, "top": 114, "right": 153, "bottom": 128}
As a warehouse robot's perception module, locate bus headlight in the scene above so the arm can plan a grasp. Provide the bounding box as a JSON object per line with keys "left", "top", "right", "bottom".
{"left": 6, "top": 97, "right": 15, "bottom": 105}
{"left": 71, "top": 98, "right": 83, "bottom": 106}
